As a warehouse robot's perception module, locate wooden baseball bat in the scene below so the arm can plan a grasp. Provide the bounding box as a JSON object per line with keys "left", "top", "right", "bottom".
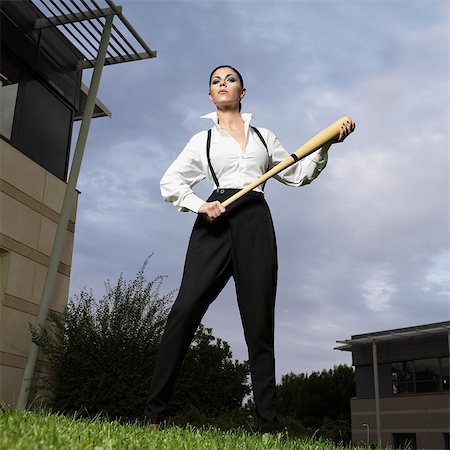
{"left": 221, "top": 115, "right": 353, "bottom": 209}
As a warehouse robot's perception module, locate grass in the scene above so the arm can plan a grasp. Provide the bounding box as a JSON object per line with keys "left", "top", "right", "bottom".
{"left": 0, "top": 408, "right": 377, "bottom": 450}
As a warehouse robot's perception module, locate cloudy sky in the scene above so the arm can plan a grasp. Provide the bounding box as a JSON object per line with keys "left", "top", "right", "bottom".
{"left": 67, "top": 0, "right": 449, "bottom": 380}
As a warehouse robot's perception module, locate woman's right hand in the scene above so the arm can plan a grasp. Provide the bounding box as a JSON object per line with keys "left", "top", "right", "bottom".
{"left": 198, "top": 201, "right": 226, "bottom": 220}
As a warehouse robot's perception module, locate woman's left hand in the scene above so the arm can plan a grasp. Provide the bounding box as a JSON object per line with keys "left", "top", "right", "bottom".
{"left": 336, "top": 120, "right": 356, "bottom": 143}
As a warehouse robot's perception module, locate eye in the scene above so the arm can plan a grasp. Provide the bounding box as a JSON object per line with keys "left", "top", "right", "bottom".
{"left": 211, "top": 77, "right": 220, "bottom": 85}
{"left": 226, "top": 75, "right": 237, "bottom": 83}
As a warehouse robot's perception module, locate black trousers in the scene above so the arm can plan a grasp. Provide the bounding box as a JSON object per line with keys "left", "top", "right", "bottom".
{"left": 144, "top": 189, "right": 278, "bottom": 432}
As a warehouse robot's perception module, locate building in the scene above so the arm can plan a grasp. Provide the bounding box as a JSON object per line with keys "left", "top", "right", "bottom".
{"left": 336, "top": 321, "right": 450, "bottom": 450}
{"left": 0, "top": 0, "right": 155, "bottom": 407}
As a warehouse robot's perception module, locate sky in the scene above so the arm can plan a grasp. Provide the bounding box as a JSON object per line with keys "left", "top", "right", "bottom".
{"left": 67, "top": 0, "right": 449, "bottom": 380}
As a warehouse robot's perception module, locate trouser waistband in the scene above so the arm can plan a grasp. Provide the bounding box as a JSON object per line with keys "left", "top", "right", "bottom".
{"left": 206, "top": 189, "right": 265, "bottom": 217}
{"left": 211, "top": 188, "right": 263, "bottom": 195}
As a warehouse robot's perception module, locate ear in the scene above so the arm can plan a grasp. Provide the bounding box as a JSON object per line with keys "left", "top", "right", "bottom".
{"left": 240, "top": 88, "right": 246, "bottom": 99}
{"left": 209, "top": 92, "right": 213, "bottom": 102}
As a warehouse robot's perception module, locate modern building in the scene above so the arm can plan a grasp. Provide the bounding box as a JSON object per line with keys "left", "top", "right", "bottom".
{"left": 336, "top": 321, "right": 450, "bottom": 450}
{"left": 0, "top": 0, "right": 155, "bottom": 407}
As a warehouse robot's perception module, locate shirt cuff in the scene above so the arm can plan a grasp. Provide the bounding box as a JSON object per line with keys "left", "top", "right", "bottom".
{"left": 311, "top": 146, "right": 328, "bottom": 164}
{"left": 180, "top": 193, "right": 206, "bottom": 213}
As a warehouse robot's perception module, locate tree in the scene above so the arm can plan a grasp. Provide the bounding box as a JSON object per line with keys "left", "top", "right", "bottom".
{"left": 277, "top": 364, "right": 355, "bottom": 441}
{"left": 169, "top": 324, "right": 250, "bottom": 418}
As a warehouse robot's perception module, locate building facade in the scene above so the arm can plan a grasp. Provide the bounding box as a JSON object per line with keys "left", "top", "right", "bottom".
{"left": 0, "top": 1, "right": 103, "bottom": 406}
{"left": 0, "top": 2, "right": 81, "bottom": 405}
{"left": 336, "top": 322, "right": 450, "bottom": 450}
{"left": 1, "top": 0, "right": 155, "bottom": 408}
{"left": 0, "top": 140, "right": 78, "bottom": 406}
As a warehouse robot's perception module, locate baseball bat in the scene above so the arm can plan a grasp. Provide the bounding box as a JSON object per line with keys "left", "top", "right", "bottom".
{"left": 221, "top": 115, "right": 353, "bottom": 208}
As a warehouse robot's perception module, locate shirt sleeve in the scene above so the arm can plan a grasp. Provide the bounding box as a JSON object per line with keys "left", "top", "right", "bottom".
{"left": 160, "top": 133, "right": 207, "bottom": 212}
{"left": 267, "top": 130, "right": 328, "bottom": 187}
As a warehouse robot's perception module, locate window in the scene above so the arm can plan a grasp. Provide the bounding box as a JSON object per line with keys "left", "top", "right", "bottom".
{"left": 393, "top": 433, "right": 417, "bottom": 450}
{"left": 392, "top": 357, "right": 449, "bottom": 394}
{"left": 392, "top": 361, "right": 415, "bottom": 394}
{"left": 1, "top": 28, "right": 75, "bottom": 181}
{"left": 415, "top": 358, "right": 440, "bottom": 393}
{"left": 14, "top": 79, "right": 73, "bottom": 181}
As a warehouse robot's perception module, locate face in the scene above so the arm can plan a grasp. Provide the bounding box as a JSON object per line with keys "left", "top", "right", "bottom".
{"left": 209, "top": 67, "right": 246, "bottom": 109}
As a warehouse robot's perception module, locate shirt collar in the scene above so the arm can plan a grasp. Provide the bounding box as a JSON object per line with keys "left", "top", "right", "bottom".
{"left": 200, "top": 112, "right": 253, "bottom": 136}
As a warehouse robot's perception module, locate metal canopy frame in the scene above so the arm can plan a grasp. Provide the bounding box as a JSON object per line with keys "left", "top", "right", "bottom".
{"left": 18, "top": 0, "right": 156, "bottom": 409}
{"left": 335, "top": 321, "right": 450, "bottom": 446}
{"left": 32, "top": 0, "right": 156, "bottom": 69}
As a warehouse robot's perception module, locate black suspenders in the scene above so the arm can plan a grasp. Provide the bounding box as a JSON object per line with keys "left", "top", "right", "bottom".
{"left": 206, "top": 128, "right": 221, "bottom": 192}
{"left": 206, "top": 126, "right": 269, "bottom": 193}
{"left": 251, "top": 126, "right": 268, "bottom": 153}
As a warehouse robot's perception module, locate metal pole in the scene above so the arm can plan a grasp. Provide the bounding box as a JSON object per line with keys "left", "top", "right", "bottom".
{"left": 17, "top": 14, "right": 114, "bottom": 409}
{"left": 362, "top": 423, "right": 370, "bottom": 445}
{"left": 372, "top": 341, "right": 381, "bottom": 445}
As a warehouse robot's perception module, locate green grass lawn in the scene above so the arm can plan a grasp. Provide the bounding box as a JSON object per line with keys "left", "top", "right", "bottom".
{"left": 0, "top": 408, "right": 376, "bottom": 450}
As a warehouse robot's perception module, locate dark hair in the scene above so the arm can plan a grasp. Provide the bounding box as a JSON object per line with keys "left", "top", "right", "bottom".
{"left": 209, "top": 65, "right": 244, "bottom": 88}
{"left": 209, "top": 65, "right": 245, "bottom": 112}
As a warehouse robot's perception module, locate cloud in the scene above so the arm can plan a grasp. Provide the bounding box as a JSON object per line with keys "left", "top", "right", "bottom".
{"left": 361, "top": 266, "right": 396, "bottom": 312}
{"left": 423, "top": 251, "right": 450, "bottom": 296}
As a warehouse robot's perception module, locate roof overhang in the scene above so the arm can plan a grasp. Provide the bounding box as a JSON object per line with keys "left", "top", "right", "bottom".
{"left": 335, "top": 321, "right": 450, "bottom": 351}
{"left": 31, "top": 0, "right": 156, "bottom": 119}
{"left": 31, "top": 0, "right": 156, "bottom": 69}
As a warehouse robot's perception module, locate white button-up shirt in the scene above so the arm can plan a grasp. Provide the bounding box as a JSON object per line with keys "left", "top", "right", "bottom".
{"left": 160, "top": 112, "right": 328, "bottom": 212}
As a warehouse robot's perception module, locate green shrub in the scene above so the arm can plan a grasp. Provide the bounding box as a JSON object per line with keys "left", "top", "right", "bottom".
{"left": 32, "top": 258, "right": 173, "bottom": 419}
{"left": 32, "top": 258, "right": 250, "bottom": 424}
{"left": 278, "top": 415, "right": 307, "bottom": 437}
{"left": 319, "top": 417, "right": 352, "bottom": 444}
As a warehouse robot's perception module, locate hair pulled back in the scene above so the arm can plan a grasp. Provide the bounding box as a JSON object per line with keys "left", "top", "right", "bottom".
{"left": 209, "top": 65, "right": 245, "bottom": 112}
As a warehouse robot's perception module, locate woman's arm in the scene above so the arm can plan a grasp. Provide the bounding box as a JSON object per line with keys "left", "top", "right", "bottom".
{"left": 267, "top": 119, "right": 354, "bottom": 187}
{"left": 160, "top": 133, "right": 207, "bottom": 212}
{"left": 268, "top": 132, "right": 328, "bottom": 187}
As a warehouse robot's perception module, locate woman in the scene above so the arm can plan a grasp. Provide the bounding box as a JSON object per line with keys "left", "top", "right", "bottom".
{"left": 144, "top": 65, "right": 355, "bottom": 432}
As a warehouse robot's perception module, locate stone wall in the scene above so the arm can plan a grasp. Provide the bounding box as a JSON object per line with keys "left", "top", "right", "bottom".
{"left": 0, "top": 139, "right": 78, "bottom": 406}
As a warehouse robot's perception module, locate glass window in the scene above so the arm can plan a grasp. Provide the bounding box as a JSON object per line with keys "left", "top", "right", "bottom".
{"left": 15, "top": 79, "right": 72, "bottom": 181}
{"left": 415, "top": 358, "right": 440, "bottom": 393}
{"left": 392, "top": 361, "right": 415, "bottom": 394}
{"left": 393, "top": 357, "right": 449, "bottom": 395}
{"left": 0, "top": 76, "right": 18, "bottom": 140}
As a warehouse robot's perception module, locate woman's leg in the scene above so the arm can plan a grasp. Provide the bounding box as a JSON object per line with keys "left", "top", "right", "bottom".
{"left": 144, "top": 216, "right": 233, "bottom": 422}
{"left": 230, "top": 196, "right": 279, "bottom": 433}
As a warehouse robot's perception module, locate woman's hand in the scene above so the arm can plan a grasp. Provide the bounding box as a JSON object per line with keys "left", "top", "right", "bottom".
{"left": 198, "top": 201, "right": 226, "bottom": 220}
{"left": 336, "top": 120, "right": 356, "bottom": 143}
{"left": 319, "top": 119, "right": 356, "bottom": 156}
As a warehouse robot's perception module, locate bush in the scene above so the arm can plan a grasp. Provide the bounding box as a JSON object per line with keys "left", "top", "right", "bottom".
{"left": 32, "top": 258, "right": 250, "bottom": 424}
{"left": 32, "top": 258, "right": 173, "bottom": 419}
{"left": 278, "top": 415, "right": 307, "bottom": 437}
{"left": 319, "top": 417, "right": 352, "bottom": 444}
